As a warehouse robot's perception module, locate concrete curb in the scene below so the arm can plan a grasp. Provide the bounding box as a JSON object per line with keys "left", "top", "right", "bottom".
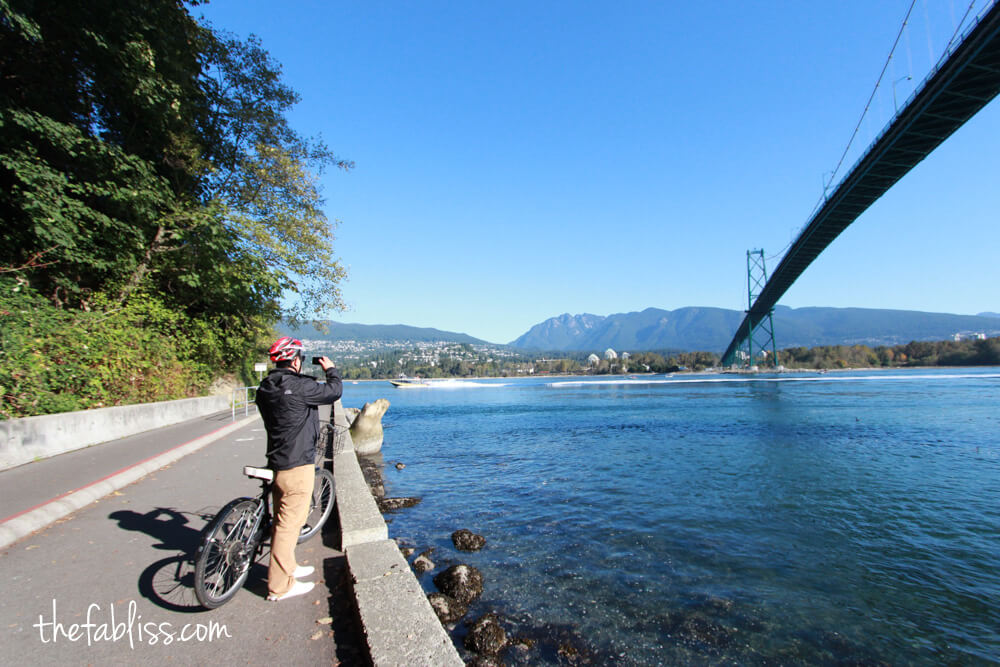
{"left": 0, "top": 413, "right": 260, "bottom": 550}
{"left": 331, "top": 402, "right": 463, "bottom": 666}
{"left": 347, "top": 540, "right": 464, "bottom": 666}
{"left": 334, "top": 447, "right": 389, "bottom": 548}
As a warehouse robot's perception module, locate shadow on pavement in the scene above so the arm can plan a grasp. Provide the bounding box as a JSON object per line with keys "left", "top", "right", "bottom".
{"left": 110, "top": 507, "right": 270, "bottom": 612}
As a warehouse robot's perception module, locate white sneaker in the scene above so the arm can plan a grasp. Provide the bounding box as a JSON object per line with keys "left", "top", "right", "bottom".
{"left": 294, "top": 565, "right": 315, "bottom": 578}
{"left": 267, "top": 580, "right": 315, "bottom": 601}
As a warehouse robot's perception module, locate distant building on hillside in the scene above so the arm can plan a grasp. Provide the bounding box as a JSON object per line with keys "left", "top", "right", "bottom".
{"left": 604, "top": 348, "right": 618, "bottom": 360}
{"left": 587, "top": 353, "right": 600, "bottom": 366}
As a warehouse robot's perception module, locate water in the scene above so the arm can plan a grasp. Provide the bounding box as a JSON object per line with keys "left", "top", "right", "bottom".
{"left": 345, "top": 369, "right": 1000, "bottom": 664}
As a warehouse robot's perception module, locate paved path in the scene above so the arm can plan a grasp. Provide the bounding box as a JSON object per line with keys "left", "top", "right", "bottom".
{"left": 0, "top": 410, "right": 365, "bottom": 665}
{"left": 1, "top": 410, "right": 241, "bottom": 522}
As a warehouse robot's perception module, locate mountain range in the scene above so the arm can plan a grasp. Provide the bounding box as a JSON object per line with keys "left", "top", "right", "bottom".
{"left": 509, "top": 306, "right": 1000, "bottom": 353}
{"left": 281, "top": 307, "right": 1000, "bottom": 354}
{"left": 281, "top": 321, "right": 486, "bottom": 345}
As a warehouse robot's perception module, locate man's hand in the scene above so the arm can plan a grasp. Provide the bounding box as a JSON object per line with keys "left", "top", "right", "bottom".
{"left": 317, "top": 356, "right": 335, "bottom": 371}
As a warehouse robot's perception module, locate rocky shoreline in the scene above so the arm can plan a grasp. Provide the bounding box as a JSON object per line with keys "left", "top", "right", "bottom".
{"left": 345, "top": 397, "right": 817, "bottom": 664}
{"left": 358, "top": 452, "right": 598, "bottom": 665}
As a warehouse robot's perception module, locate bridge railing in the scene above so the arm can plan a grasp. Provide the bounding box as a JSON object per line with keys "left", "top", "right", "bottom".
{"left": 819, "top": 0, "right": 999, "bottom": 219}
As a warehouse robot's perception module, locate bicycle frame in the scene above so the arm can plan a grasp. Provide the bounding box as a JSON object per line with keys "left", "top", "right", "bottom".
{"left": 245, "top": 478, "right": 272, "bottom": 551}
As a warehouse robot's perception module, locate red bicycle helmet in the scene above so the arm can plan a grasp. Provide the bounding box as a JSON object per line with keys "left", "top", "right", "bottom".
{"left": 268, "top": 336, "right": 305, "bottom": 362}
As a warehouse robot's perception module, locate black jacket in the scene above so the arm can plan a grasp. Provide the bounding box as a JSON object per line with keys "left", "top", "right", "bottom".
{"left": 255, "top": 366, "right": 343, "bottom": 471}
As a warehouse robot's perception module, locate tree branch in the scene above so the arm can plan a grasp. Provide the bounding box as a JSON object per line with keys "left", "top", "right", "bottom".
{"left": 0, "top": 246, "right": 59, "bottom": 273}
{"left": 118, "top": 226, "right": 164, "bottom": 301}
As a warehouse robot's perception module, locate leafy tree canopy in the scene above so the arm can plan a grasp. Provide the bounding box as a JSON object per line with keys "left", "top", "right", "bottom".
{"left": 0, "top": 0, "right": 350, "bottom": 416}
{"left": 0, "top": 0, "right": 349, "bottom": 322}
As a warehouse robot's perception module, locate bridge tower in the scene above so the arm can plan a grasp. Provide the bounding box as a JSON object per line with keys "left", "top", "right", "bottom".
{"left": 728, "top": 249, "right": 778, "bottom": 369}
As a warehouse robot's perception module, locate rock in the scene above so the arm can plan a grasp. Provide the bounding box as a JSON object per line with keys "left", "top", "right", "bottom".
{"left": 399, "top": 547, "right": 415, "bottom": 558}
{"left": 412, "top": 550, "right": 436, "bottom": 573}
{"left": 662, "top": 611, "right": 735, "bottom": 648}
{"left": 208, "top": 374, "right": 239, "bottom": 396}
{"left": 357, "top": 456, "right": 385, "bottom": 497}
{"left": 433, "top": 564, "right": 484, "bottom": 604}
{"left": 395, "top": 462, "right": 406, "bottom": 470}
{"left": 465, "top": 656, "right": 504, "bottom": 667}
{"left": 350, "top": 398, "right": 390, "bottom": 455}
{"left": 377, "top": 496, "right": 421, "bottom": 512}
{"left": 427, "top": 592, "right": 467, "bottom": 624}
{"left": 452, "top": 529, "right": 486, "bottom": 552}
{"left": 464, "top": 613, "right": 507, "bottom": 656}
{"left": 557, "top": 642, "right": 579, "bottom": 659}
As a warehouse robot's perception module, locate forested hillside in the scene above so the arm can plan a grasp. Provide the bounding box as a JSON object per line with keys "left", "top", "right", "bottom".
{"left": 511, "top": 306, "right": 1000, "bottom": 352}
{"left": 281, "top": 321, "right": 486, "bottom": 345}
{"left": 0, "top": 1, "right": 347, "bottom": 418}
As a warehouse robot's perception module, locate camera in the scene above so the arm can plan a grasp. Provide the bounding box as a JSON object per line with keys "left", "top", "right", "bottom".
{"left": 312, "top": 356, "right": 323, "bottom": 365}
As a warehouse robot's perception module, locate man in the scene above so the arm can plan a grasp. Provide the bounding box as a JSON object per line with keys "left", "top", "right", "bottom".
{"left": 255, "top": 336, "right": 343, "bottom": 601}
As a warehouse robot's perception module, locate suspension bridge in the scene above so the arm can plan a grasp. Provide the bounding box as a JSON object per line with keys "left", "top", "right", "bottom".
{"left": 722, "top": 1, "right": 1000, "bottom": 367}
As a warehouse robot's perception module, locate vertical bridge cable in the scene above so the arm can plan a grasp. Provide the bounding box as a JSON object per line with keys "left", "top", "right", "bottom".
{"left": 824, "top": 0, "right": 919, "bottom": 197}
{"left": 923, "top": 0, "right": 936, "bottom": 62}
{"left": 944, "top": 2, "right": 980, "bottom": 55}
{"left": 801, "top": 1, "right": 919, "bottom": 266}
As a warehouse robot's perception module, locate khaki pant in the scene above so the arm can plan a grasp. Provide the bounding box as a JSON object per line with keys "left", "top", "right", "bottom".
{"left": 268, "top": 464, "right": 315, "bottom": 597}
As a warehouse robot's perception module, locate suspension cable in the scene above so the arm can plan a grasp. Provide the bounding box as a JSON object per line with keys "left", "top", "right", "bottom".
{"left": 824, "top": 0, "right": 919, "bottom": 196}
{"left": 943, "top": 1, "right": 978, "bottom": 56}
{"left": 767, "top": 1, "right": 991, "bottom": 271}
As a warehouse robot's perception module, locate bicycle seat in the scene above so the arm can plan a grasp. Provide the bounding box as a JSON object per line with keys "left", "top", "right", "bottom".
{"left": 243, "top": 466, "right": 274, "bottom": 481}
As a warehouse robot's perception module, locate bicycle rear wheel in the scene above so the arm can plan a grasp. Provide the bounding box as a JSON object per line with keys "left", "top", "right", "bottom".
{"left": 194, "top": 498, "right": 262, "bottom": 608}
{"left": 298, "top": 468, "right": 335, "bottom": 543}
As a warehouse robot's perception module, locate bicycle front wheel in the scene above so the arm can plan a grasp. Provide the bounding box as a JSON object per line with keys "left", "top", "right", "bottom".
{"left": 298, "top": 468, "right": 336, "bottom": 543}
{"left": 194, "top": 498, "right": 262, "bottom": 608}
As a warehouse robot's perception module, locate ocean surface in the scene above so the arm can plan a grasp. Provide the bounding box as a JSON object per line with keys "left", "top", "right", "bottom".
{"left": 345, "top": 369, "right": 1000, "bottom": 665}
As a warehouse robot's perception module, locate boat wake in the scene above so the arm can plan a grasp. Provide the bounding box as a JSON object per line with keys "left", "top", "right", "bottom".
{"left": 548, "top": 372, "right": 1000, "bottom": 388}
{"left": 426, "top": 380, "right": 509, "bottom": 389}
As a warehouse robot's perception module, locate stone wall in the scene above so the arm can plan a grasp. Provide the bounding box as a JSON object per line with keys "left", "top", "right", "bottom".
{"left": 0, "top": 394, "right": 231, "bottom": 471}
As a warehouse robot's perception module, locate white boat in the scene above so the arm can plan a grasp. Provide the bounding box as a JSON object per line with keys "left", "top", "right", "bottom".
{"left": 389, "top": 377, "right": 430, "bottom": 388}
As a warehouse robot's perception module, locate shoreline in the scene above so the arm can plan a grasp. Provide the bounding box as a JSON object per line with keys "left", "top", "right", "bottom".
{"left": 340, "top": 363, "right": 998, "bottom": 384}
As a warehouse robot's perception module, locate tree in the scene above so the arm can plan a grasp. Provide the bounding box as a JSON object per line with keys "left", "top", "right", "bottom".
{"left": 1, "top": 0, "right": 206, "bottom": 306}
{"left": 0, "top": 0, "right": 348, "bottom": 324}
{"left": 0, "top": 0, "right": 350, "bottom": 416}
{"left": 197, "top": 31, "right": 352, "bottom": 322}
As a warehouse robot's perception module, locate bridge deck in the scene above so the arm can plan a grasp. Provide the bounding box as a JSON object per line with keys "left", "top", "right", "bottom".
{"left": 723, "top": 2, "right": 1000, "bottom": 364}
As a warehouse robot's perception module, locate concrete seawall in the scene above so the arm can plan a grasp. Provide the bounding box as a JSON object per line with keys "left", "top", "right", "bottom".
{"left": 331, "top": 401, "right": 464, "bottom": 666}
{"left": 0, "top": 394, "right": 231, "bottom": 471}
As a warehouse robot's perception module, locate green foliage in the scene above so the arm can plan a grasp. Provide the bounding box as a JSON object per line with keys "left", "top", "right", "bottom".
{"left": 0, "top": 278, "right": 211, "bottom": 418}
{"left": 0, "top": 1, "right": 348, "bottom": 417}
{"left": 779, "top": 337, "right": 1000, "bottom": 369}
{"left": 199, "top": 32, "right": 352, "bottom": 322}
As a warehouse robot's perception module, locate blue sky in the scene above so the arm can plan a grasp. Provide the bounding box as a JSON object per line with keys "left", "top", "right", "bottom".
{"left": 198, "top": 1, "right": 1000, "bottom": 344}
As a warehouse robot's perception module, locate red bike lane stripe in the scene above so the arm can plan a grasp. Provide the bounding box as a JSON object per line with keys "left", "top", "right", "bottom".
{"left": 0, "top": 421, "right": 245, "bottom": 525}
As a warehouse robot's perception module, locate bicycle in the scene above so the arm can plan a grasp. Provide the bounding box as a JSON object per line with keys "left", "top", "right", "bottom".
{"left": 193, "top": 413, "right": 349, "bottom": 608}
